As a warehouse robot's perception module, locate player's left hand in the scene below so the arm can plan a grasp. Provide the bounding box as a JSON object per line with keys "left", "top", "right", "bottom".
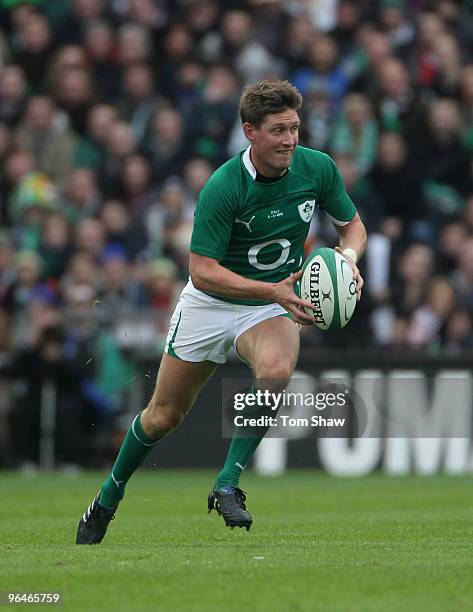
{"left": 335, "top": 247, "right": 363, "bottom": 301}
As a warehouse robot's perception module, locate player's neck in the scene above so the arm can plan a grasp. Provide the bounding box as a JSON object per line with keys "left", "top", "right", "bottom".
{"left": 249, "top": 149, "right": 288, "bottom": 179}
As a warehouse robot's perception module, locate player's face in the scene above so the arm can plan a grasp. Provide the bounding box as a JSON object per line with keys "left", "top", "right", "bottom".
{"left": 244, "top": 109, "right": 300, "bottom": 177}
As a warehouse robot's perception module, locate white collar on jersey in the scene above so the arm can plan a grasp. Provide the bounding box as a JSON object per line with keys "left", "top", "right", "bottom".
{"left": 242, "top": 145, "right": 292, "bottom": 180}
{"left": 242, "top": 146, "right": 257, "bottom": 179}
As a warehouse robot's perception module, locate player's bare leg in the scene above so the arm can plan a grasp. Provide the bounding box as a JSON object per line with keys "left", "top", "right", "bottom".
{"left": 208, "top": 316, "right": 300, "bottom": 531}
{"left": 76, "top": 354, "right": 216, "bottom": 544}
{"left": 236, "top": 315, "right": 300, "bottom": 381}
{"left": 140, "top": 354, "right": 217, "bottom": 438}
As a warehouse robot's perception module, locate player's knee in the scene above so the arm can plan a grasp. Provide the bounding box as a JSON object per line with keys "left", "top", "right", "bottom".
{"left": 150, "top": 411, "right": 184, "bottom": 435}
{"left": 145, "top": 400, "right": 185, "bottom": 434}
{"left": 255, "top": 358, "right": 294, "bottom": 384}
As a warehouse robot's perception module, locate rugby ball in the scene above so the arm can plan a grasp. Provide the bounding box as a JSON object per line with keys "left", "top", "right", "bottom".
{"left": 300, "top": 247, "right": 356, "bottom": 331}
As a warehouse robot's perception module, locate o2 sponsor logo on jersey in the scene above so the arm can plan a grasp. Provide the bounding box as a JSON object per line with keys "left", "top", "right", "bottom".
{"left": 248, "top": 239, "right": 291, "bottom": 270}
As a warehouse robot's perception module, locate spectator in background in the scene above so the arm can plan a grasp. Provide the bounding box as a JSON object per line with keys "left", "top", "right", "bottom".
{"left": 289, "top": 0, "right": 337, "bottom": 32}
{"left": 330, "top": 92, "right": 378, "bottom": 176}
{"left": 299, "top": 84, "right": 333, "bottom": 151}
{"left": 15, "top": 95, "right": 77, "bottom": 188}
{"left": 248, "top": 0, "right": 287, "bottom": 58}
{"left": 444, "top": 308, "right": 473, "bottom": 354}
{"left": 61, "top": 250, "right": 100, "bottom": 295}
{"left": 157, "top": 23, "right": 194, "bottom": 100}
{"left": 4, "top": 1, "right": 39, "bottom": 52}
{"left": 119, "top": 154, "right": 158, "bottom": 215}
{"left": 101, "top": 120, "right": 137, "bottom": 197}
{"left": 189, "top": 64, "right": 240, "bottom": 164}
{"left": 437, "top": 0, "right": 473, "bottom": 57}
{"left": 290, "top": 32, "right": 352, "bottom": 116}
{"left": 142, "top": 257, "right": 182, "bottom": 321}
{"left": 50, "top": 66, "right": 95, "bottom": 136}
{"left": 0, "top": 149, "right": 34, "bottom": 225}
{"left": 117, "top": 62, "right": 166, "bottom": 148}
{"left": 145, "top": 177, "right": 189, "bottom": 267}
{"left": 170, "top": 57, "right": 206, "bottom": 118}
{"left": 144, "top": 107, "right": 187, "bottom": 183}
{"left": 62, "top": 281, "right": 98, "bottom": 341}
{"left": 390, "top": 243, "right": 435, "bottom": 345}
{"left": 74, "top": 103, "right": 117, "bottom": 172}
{"left": 437, "top": 218, "right": 467, "bottom": 275}
{"left": 45, "top": 44, "right": 88, "bottom": 92}
{"left": 8, "top": 170, "right": 58, "bottom": 250}
{"left": 351, "top": 26, "right": 392, "bottom": 100}
{"left": 366, "top": 132, "right": 427, "bottom": 239}
{"left": 61, "top": 168, "right": 102, "bottom": 224}
{"left": 200, "top": 9, "right": 281, "bottom": 83}
{"left": 117, "top": 22, "right": 153, "bottom": 68}
{"left": 375, "top": 57, "right": 427, "bottom": 140}
{"left": 278, "top": 14, "right": 315, "bottom": 74}
{"left": 0, "top": 249, "right": 44, "bottom": 340}
{"left": 38, "top": 211, "right": 72, "bottom": 283}
{"left": 331, "top": 0, "right": 364, "bottom": 59}
{"left": 415, "top": 98, "right": 472, "bottom": 199}
{"left": 56, "top": 0, "right": 105, "bottom": 46}
{"left": 183, "top": 0, "right": 219, "bottom": 48}
{"left": 124, "top": 0, "right": 168, "bottom": 52}
{"left": 95, "top": 245, "right": 142, "bottom": 325}
{"left": 405, "top": 277, "right": 455, "bottom": 349}
{"left": 61, "top": 279, "right": 137, "bottom": 455}
{"left": 430, "top": 34, "right": 464, "bottom": 98}
{"left": 74, "top": 217, "right": 105, "bottom": 260}
{"left": 378, "top": 0, "right": 415, "bottom": 61}
{"left": 12, "top": 11, "right": 55, "bottom": 92}
{"left": 1, "top": 324, "right": 90, "bottom": 468}
{"left": 0, "top": 64, "right": 27, "bottom": 127}
{"left": 411, "top": 10, "right": 446, "bottom": 90}
{"left": 182, "top": 157, "right": 212, "bottom": 214}
{"left": 100, "top": 199, "right": 147, "bottom": 261}
{"left": 83, "top": 20, "right": 120, "bottom": 103}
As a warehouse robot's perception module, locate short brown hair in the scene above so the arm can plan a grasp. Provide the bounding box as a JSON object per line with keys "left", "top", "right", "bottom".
{"left": 239, "top": 79, "right": 303, "bottom": 127}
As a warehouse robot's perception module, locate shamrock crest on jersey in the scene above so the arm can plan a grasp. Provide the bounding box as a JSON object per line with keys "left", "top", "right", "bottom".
{"left": 298, "top": 200, "right": 316, "bottom": 223}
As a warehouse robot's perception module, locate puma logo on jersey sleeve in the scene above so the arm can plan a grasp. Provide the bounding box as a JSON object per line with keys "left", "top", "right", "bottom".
{"left": 235, "top": 215, "right": 256, "bottom": 232}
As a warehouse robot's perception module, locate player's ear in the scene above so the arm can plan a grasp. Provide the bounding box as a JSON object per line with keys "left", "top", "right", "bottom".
{"left": 243, "top": 122, "right": 257, "bottom": 142}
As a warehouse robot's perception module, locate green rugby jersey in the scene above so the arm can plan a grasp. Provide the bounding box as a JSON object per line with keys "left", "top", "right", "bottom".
{"left": 190, "top": 145, "right": 357, "bottom": 305}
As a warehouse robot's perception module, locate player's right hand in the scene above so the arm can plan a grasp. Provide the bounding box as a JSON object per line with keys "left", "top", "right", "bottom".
{"left": 271, "top": 270, "right": 315, "bottom": 325}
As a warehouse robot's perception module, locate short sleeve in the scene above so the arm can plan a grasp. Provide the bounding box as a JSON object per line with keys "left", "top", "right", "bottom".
{"left": 319, "top": 154, "right": 357, "bottom": 225}
{"left": 190, "top": 171, "right": 236, "bottom": 260}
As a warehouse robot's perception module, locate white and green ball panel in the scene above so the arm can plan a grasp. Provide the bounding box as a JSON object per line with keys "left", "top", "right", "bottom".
{"left": 300, "top": 247, "right": 356, "bottom": 332}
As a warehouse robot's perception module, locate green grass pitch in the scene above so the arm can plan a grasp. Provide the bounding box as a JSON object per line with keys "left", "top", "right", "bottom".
{"left": 1, "top": 470, "right": 472, "bottom": 611}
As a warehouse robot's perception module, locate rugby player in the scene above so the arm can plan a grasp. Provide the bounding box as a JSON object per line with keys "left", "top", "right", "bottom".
{"left": 76, "top": 79, "right": 366, "bottom": 544}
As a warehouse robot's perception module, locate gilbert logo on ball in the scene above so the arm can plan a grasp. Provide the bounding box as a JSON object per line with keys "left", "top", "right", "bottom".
{"left": 300, "top": 247, "right": 356, "bottom": 331}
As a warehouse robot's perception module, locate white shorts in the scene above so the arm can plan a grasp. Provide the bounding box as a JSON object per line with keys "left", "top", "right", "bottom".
{"left": 165, "top": 280, "right": 289, "bottom": 363}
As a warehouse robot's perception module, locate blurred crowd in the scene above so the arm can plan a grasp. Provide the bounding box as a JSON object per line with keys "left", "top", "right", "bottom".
{"left": 0, "top": 0, "right": 472, "bottom": 466}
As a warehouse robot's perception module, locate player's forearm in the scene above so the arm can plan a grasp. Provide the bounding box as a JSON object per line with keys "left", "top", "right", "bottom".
{"left": 191, "top": 262, "right": 276, "bottom": 302}
{"left": 336, "top": 215, "right": 367, "bottom": 263}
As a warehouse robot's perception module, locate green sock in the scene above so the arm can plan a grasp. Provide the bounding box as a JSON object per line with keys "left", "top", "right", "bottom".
{"left": 99, "top": 413, "right": 161, "bottom": 509}
{"left": 215, "top": 437, "right": 262, "bottom": 489}
{"left": 215, "top": 386, "right": 273, "bottom": 489}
